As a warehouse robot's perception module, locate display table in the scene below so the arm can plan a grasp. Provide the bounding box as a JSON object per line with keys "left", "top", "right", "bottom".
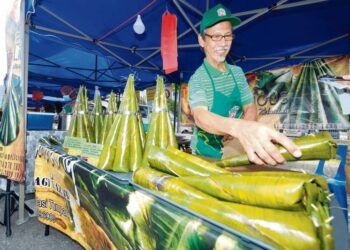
{"left": 34, "top": 144, "right": 272, "bottom": 250}
{"left": 34, "top": 143, "right": 349, "bottom": 250}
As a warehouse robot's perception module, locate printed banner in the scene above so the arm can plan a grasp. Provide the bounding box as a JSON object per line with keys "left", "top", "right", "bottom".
{"left": 179, "top": 83, "right": 194, "bottom": 127}
{"left": 34, "top": 145, "right": 253, "bottom": 250}
{"left": 248, "top": 56, "right": 350, "bottom": 131}
{"left": 0, "top": 0, "right": 26, "bottom": 182}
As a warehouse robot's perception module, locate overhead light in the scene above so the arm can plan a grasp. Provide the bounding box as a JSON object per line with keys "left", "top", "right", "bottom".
{"left": 133, "top": 15, "right": 145, "bottom": 34}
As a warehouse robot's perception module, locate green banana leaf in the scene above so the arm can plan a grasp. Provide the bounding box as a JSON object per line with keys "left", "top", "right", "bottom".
{"left": 157, "top": 110, "right": 168, "bottom": 148}
{"left": 101, "top": 91, "right": 118, "bottom": 145}
{"left": 216, "top": 132, "right": 337, "bottom": 167}
{"left": 142, "top": 76, "right": 178, "bottom": 166}
{"left": 92, "top": 92, "right": 104, "bottom": 144}
{"left": 98, "top": 74, "right": 143, "bottom": 172}
{"left": 137, "top": 112, "right": 146, "bottom": 149}
{"left": 112, "top": 113, "right": 130, "bottom": 172}
{"left": 179, "top": 172, "right": 328, "bottom": 211}
{"left": 105, "top": 207, "right": 135, "bottom": 249}
{"left": 97, "top": 113, "right": 121, "bottom": 170}
{"left": 147, "top": 146, "right": 230, "bottom": 176}
{"left": 166, "top": 146, "right": 229, "bottom": 175}
{"left": 165, "top": 110, "right": 178, "bottom": 148}
{"left": 223, "top": 202, "right": 321, "bottom": 250}
{"left": 69, "top": 86, "right": 95, "bottom": 142}
{"left": 127, "top": 191, "right": 156, "bottom": 250}
{"left": 310, "top": 203, "right": 334, "bottom": 250}
{"left": 133, "top": 168, "right": 214, "bottom": 200}
{"left": 150, "top": 204, "right": 216, "bottom": 250}
{"left": 159, "top": 192, "right": 282, "bottom": 249}
{"left": 128, "top": 76, "right": 143, "bottom": 171}
{"left": 96, "top": 174, "right": 137, "bottom": 248}
{"left": 129, "top": 115, "right": 143, "bottom": 171}
{"left": 142, "top": 110, "right": 158, "bottom": 167}
{"left": 0, "top": 86, "right": 20, "bottom": 145}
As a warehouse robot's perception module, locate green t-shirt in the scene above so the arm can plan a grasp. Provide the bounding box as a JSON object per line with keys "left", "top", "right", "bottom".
{"left": 189, "top": 60, "right": 253, "bottom": 111}
{"left": 188, "top": 60, "right": 254, "bottom": 157}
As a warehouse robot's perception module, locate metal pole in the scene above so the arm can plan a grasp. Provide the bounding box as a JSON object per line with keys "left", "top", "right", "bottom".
{"left": 173, "top": 82, "right": 178, "bottom": 131}
{"left": 18, "top": 2, "right": 30, "bottom": 225}
{"left": 173, "top": 0, "right": 199, "bottom": 36}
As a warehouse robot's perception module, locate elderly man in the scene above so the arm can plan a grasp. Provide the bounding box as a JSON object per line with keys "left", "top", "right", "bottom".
{"left": 188, "top": 4, "right": 301, "bottom": 165}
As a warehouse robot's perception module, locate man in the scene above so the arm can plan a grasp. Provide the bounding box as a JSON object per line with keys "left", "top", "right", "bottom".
{"left": 188, "top": 4, "right": 301, "bottom": 165}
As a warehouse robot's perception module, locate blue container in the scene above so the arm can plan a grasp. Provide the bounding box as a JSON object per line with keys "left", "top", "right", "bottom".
{"left": 27, "top": 112, "right": 54, "bottom": 130}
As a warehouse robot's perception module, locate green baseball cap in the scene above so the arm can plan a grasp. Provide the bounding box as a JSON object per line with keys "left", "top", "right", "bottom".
{"left": 200, "top": 4, "right": 241, "bottom": 33}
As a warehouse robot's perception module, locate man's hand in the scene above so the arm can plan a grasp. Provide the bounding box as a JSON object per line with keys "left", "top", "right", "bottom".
{"left": 192, "top": 107, "right": 301, "bottom": 165}
{"left": 231, "top": 120, "right": 301, "bottom": 165}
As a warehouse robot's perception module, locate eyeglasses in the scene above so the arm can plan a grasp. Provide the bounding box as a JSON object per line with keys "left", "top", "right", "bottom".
{"left": 204, "top": 33, "right": 235, "bottom": 41}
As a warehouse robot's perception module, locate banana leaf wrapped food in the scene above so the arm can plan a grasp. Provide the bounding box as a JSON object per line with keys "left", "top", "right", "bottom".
{"left": 92, "top": 91, "right": 104, "bottom": 144}
{"left": 179, "top": 172, "right": 329, "bottom": 211}
{"left": 159, "top": 192, "right": 284, "bottom": 249}
{"left": 222, "top": 202, "right": 321, "bottom": 250}
{"left": 142, "top": 76, "right": 177, "bottom": 167}
{"left": 134, "top": 166, "right": 330, "bottom": 249}
{"left": 310, "top": 203, "right": 334, "bottom": 250}
{"left": 97, "top": 74, "right": 143, "bottom": 172}
{"left": 97, "top": 112, "right": 121, "bottom": 170}
{"left": 147, "top": 146, "right": 230, "bottom": 176}
{"left": 101, "top": 91, "right": 118, "bottom": 145}
{"left": 216, "top": 132, "right": 337, "bottom": 167}
{"left": 133, "top": 168, "right": 214, "bottom": 200}
{"left": 67, "top": 86, "right": 95, "bottom": 142}
{"left": 137, "top": 112, "right": 146, "bottom": 149}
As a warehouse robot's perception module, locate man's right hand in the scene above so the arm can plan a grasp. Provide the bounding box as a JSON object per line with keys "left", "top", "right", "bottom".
{"left": 230, "top": 120, "right": 302, "bottom": 165}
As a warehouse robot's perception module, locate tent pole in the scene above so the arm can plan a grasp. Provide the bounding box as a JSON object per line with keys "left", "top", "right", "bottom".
{"left": 135, "top": 43, "right": 201, "bottom": 51}
{"left": 18, "top": 12, "right": 31, "bottom": 226}
{"left": 38, "top": 5, "right": 90, "bottom": 39}
{"left": 177, "top": 0, "right": 203, "bottom": 16}
{"left": 32, "top": 25, "right": 132, "bottom": 51}
{"left": 133, "top": 51, "right": 161, "bottom": 69}
{"left": 235, "top": 0, "right": 289, "bottom": 29}
{"left": 37, "top": 5, "right": 132, "bottom": 66}
{"left": 97, "top": 43, "right": 132, "bottom": 66}
{"left": 173, "top": 82, "right": 178, "bottom": 132}
{"left": 234, "top": 0, "right": 328, "bottom": 17}
{"left": 173, "top": 0, "right": 199, "bottom": 36}
{"left": 32, "top": 25, "right": 92, "bottom": 41}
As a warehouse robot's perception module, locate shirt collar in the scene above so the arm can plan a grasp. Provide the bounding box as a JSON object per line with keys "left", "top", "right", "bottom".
{"left": 203, "top": 59, "right": 229, "bottom": 78}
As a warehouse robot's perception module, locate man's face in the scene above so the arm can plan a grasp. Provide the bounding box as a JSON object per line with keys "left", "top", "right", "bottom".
{"left": 199, "top": 21, "right": 233, "bottom": 64}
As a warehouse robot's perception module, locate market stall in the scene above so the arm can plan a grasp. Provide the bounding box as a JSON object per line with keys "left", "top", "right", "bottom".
{"left": 1, "top": 0, "right": 349, "bottom": 248}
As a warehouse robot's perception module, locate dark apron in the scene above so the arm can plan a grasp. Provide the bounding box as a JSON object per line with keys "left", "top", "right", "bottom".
{"left": 194, "top": 63, "right": 242, "bottom": 159}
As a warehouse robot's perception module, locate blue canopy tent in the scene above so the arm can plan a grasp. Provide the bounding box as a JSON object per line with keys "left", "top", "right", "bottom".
{"left": 26, "top": 0, "right": 350, "bottom": 99}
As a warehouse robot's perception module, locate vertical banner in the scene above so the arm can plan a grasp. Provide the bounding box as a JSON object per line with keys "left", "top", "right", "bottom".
{"left": 161, "top": 11, "right": 178, "bottom": 74}
{"left": 0, "top": 0, "right": 26, "bottom": 182}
